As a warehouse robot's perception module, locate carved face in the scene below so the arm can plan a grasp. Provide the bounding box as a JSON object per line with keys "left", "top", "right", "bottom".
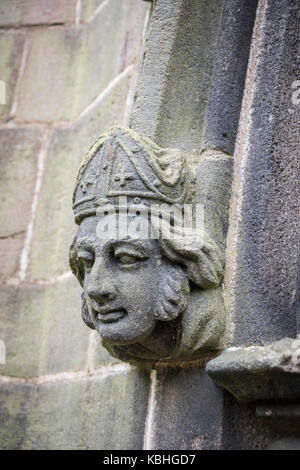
{"left": 70, "top": 127, "right": 226, "bottom": 360}
{"left": 73, "top": 215, "right": 171, "bottom": 345}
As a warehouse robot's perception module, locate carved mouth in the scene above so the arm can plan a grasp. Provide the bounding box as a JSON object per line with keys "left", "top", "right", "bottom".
{"left": 95, "top": 308, "right": 127, "bottom": 324}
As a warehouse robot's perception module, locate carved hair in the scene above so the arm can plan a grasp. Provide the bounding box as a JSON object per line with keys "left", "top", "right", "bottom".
{"left": 154, "top": 264, "right": 189, "bottom": 322}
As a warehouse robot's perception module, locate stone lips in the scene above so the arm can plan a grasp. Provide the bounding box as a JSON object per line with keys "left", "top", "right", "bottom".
{"left": 72, "top": 126, "right": 187, "bottom": 224}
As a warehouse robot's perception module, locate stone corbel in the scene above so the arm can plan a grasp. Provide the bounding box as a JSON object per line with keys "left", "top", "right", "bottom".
{"left": 206, "top": 337, "right": 300, "bottom": 402}
{"left": 206, "top": 337, "right": 300, "bottom": 448}
{"left": 69, "top": 126, "right": 233, "bottom": 363}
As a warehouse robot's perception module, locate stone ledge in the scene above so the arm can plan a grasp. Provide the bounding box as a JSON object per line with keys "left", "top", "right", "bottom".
{"left": 206, "top": 338, "right": 300, "bottom": 403}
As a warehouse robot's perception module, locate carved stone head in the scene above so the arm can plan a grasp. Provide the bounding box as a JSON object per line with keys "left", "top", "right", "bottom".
{"left": 70, "top": 126, "right": 227, "bottom": 362}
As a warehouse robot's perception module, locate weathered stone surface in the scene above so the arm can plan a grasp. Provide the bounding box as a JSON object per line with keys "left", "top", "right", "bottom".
{"left": 0, "top": 381, "right": 30, "bottom": 450}
{"left": 256, "top": 404, "right": 300, "bottom": 446}
{"left": 0, "top": 128, "right": 42, "bottom": 238}
{"left": 220, "top": 392, "right": 278, "bottom": 450}
{"left": 131, "top": 0, "right": 256, "bottom": 154}
{"left": 28, "top": 75, "right": 131, "bottom": 280}
{"left": 195, "top": 151, "right": 233, "bottom": 254}
{"left": 131, "top": 0, "right": 223, "bottom": 151}
{"left": 0, "top": 233, "right": 24, "bottom": 281}
{"left": 201, "top": 0, "right": 258, "bottom": 154}
{"left": 149, "top": 365, "right": 224, "bottom": 449}
{"left": 91, "top": 331, "right": 121, "bottom": 368}
{"left": 297, "top": 258, "right": 300, "bottom": 335}
{"left": 207, "top": 338, "right": 300, "bottom": 403}
{"left": 80, "top": 0, "right": 106, "bottom": 22}
{"left": 0, "top": 0, "right": 151, "bottom": 451}
{"left": 225, "top": 0, "right": 300, "bottom": 346}
{"left": 0, "top": 0, "right": 77, "bottom": 26}
{"left": 0, "top": 368, "right": 149, "bottom": 449}
{"left": 268, "top": 438, "right": 300, "bottom": 450}
{"left": 16, "top": 0, "right": 147, "bottom": 121}
{"left": 0, "top": 276, "right": 90, "bottom": 377}
{"left": 0, "top": 32, "right": 24, "bottom": 123}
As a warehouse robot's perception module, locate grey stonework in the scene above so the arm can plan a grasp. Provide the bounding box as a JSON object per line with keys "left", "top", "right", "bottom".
{"left": 0, "top": 0, "right": 299, "bottom": 450}
{"left": 207, "top": 338, "right": 300, "bottom": 403}
{"left": 133, "top": 0, "right": 300, "bottom": 450}
{"left": 131, "top": 0, "right": 258, "bottom": 154}
{"left": 0, "top": 0, "right": 152, "bottom": 450}
{"left": 207, "top": 0, "right": 300, "bottom": 449}
{"left": 225, "top": 0, "right": 300, "bottom": 347}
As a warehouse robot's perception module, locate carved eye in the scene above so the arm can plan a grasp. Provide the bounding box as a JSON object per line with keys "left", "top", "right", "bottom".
{"left": 117, "top": 254, "right": 138, "bottom": 265}
{"left": 78, "top": 250, "right": 95, "bottom": 271}
{"left": 114, "top": 246, "right": 148, "bottom": 267}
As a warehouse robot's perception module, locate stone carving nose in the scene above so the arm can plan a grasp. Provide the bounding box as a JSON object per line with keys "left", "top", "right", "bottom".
{"left": 87, "top": 278, "right": 117, "bottom": 303}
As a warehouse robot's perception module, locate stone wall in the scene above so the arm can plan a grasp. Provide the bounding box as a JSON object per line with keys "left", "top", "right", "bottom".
{"left": 0, "top": 0, "right": 299, "bottom": 450}
{"left": 0, "top": 0, "right": 151, "bottom": 449}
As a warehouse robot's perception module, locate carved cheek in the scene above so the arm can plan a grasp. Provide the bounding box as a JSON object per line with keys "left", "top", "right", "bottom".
{"left": 119, "top": 266, "right": 157, "bottom": 303}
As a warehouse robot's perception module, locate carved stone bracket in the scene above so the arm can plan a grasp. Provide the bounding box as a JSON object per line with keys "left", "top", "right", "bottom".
{"left": 70, "top": 126, "right": 232, "bottom": 363}
{"left": 206, "top": 338, "right": 300, "bottom": 448}
{"left": 206, "top": 337, "right": 300, "bottom": 403}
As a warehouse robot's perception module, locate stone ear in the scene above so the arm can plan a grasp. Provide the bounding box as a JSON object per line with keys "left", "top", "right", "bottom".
{"left": 81, "top": 292, "right": 95, "bottom": 330}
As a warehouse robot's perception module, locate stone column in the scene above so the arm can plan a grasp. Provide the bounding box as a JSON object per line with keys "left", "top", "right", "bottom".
{"left": 131, "top": 0, "right": 258, "bottom": 449}
{"left": 225, "top": 0, "right": 300, "bottom": 346}
{"left": 207, "top": 0, "right": 300, "bottom": 449}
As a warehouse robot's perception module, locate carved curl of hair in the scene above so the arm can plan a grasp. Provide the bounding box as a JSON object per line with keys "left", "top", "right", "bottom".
{"left": 152, "top": 214, "right": 224, "bottom": 289}
{"left": 154, "top": 264, "right": 190, "bottom": 322}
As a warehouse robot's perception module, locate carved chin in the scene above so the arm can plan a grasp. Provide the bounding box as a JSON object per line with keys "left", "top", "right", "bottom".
{"left": 94, "top": 312, "right": 156, "bottom": 346}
